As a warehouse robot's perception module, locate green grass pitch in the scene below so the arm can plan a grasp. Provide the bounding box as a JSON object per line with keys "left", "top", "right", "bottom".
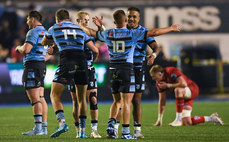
{"left": 0, "top": 101, "right": 229, "bottom": 142}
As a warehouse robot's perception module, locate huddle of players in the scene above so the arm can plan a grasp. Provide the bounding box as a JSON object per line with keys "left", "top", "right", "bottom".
{"left": 17, "top": 6, "right": 223, "bottom": 140}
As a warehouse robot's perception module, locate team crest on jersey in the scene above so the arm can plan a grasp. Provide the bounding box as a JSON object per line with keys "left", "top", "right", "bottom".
{"left": 109, "top": 33, "right": 113, "bottom": 36}
{"left": 59, "top": 23, "right": 62, "bottom": 26}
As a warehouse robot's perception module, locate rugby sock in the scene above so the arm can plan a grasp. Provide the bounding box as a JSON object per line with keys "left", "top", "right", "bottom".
{"left": 134, "top": 122, "right": 141, "bottom": 133}
{"left": 91, "top": 120, "right": 98, "bottom": 130}
{"left": 122, "top": 124, "right": 130, "bottom": 135}
{"left": 42, "top": 122, "right": 47, "bottom": 133}
{"left": 176, "top": 97, "right": 184, "bottom": 113}
{"left": 74, "top": 121, "right": 79, "bottom": 135}
{"left": 176, "top": 112, "right": 183, "bottom": 121}
{"left": 75, "top": 121, "right": 79, "bottom": 128}
{"left": 108, "top": 118, "right": 116, "bottom": 128}
{"left": 191, "top": 116, "right": 205, "bottom": 125}
{"left": 34, "top": 114, "right": 42, "bottom": 131}
{"left": 55, "top": 110, "right": 66, "bottom": 127}
{"left": 114, "top": 121, "right": 120, "bottom": 130}
{"left": 79, "top": 116, "right": 87, "bottom": 133}
{"left": 204, "top": 116, "right": 213, "bottom": 122}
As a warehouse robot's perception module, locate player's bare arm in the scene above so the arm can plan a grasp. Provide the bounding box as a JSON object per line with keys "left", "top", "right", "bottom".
{"left": 79, "top": 24, "right": 97, "bottom": 38}
{"left": 147, "top": 24, "right": 181, "bottom": 37}
{"left": 86, "top": 41, "right": 99, "bottom": 61}
{"left": 146, "top": 42, "right": 160, "bottom": 66}
{"left": 158, "top": 76, "right": 187, "bottom": 90}
{"left": 16, "top": 43, "right": 33, "bottom": 54}
{"left": 154, "top": 91, "right": 166, "bottom": 126}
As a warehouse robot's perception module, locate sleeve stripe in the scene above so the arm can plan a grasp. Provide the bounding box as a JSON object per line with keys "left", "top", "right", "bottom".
{"left": 96, "top": 31, "right": 105, "bottom": 42}
{"left": 45, "top": 35, "right": 53, "bottom": 40}
{"left": 25, "top": 41, "right": 34, "bottom": 46}
{"left": 85, "top": 39, "right": 92, "bottom": 44}
{"left": 147, "top": 40, "right": 156, "bottom": 45}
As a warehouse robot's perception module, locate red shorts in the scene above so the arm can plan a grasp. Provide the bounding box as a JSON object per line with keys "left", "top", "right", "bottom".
{"left": 184, "top": 82, "right": 199, "bottom": 108}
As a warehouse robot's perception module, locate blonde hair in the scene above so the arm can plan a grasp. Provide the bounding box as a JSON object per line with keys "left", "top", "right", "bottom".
{"left": 149, "top": 65, "right": 164, "bottom": 77}
{"left": 76, "top": 11, "right": 89, "bottom": 20}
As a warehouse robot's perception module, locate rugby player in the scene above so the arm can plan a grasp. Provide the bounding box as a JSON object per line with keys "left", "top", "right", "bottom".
{"left": 114, "top": 7, "right": 181, "bottom": 139}
{"left": 41, "top": 9, "right": 99, "bottom": 138}
{"left": 16, "top": 11, "right": 49, "bottom": 135}
{"left": 68, "top": 11, "right": 103, "bottom": 138}
{"left": 149, "top": 65, "right": 224, "bottom": 126}
{"left": 81, "top": 9, "right": 180, "bottom": 139}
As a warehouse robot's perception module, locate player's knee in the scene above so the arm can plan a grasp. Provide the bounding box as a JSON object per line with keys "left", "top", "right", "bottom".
{"left": 89, "top": 92, "right": 98, "bottom": 110}
{"left": 174, "top": 88, "right": 184, "bottom": 98}
{"left": 31, "top": 101, "right": 42, "bottom": 106}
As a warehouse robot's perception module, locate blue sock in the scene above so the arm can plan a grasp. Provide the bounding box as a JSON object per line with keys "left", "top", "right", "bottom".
{"left": 55, "top": 110, "right": 65, "bottom": 122}
{"left": 34, "top": 115, "right": 42, "bottom": 131}
{"left": 122, "top": 124, "right": 130, "bottom": 135}
{"left": 91, "top": 120, "right": 98, "bottom": 128}
{"left": 79, "top": 116, "right": 87, "bottom": 131}
{"left": 108, "top": 118, "right": 116, "bottom": 128}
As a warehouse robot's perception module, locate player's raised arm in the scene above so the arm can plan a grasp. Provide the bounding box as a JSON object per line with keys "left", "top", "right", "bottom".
{"left": 154, "top": 91, "right": 166, "bottom": 126}
{"left": 92, "top": 16, "right": 106, "bottom": 31}
{"left": 147, "top": 24, "right": 181, "bottom": 37}
{"left": 79, "top": 24, "right": 97, "bottom": 38}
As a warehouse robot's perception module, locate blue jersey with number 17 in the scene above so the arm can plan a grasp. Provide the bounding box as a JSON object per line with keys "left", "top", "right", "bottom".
{"left": 97, "top": 28, "right": 147, "bottom": 66}
{"left": 45, "top": 21, "right": 91, "bottom": 52}
{"left": 24, "top": 25, "right": 47, "bottom": 63}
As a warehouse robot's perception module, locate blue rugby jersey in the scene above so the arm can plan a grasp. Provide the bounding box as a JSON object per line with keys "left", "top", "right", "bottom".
{"left": 24, "top": 25, "right": 47, "bottom": 63}
{"left": 127, "top": 25, "right": 155, "bottom": 68}
{"left": 97, "top": 28, "right": 147, "bottom": 68}
{"left": 45, "top": 21, "right": 91, "bottom": 52}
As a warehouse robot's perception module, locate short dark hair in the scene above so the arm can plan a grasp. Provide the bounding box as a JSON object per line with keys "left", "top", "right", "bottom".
{"left": 113, "top": 10, "right": 126, "bottom": 25}
{"left": 56, "top": 9, "right": 69, "bottom": 21}
{"left": 28, "top": 11, "right": 42, "bottom": 23}
{"left": 127, "top": 6, "right": 140, "bottom": 14}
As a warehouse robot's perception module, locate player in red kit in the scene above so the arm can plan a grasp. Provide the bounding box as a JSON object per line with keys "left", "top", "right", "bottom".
{"left": 149, "top": 65, "right": 224, "bottom": 126}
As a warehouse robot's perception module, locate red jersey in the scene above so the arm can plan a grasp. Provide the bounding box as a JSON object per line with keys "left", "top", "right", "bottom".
{"left": 156, "top": 67, "right": 197, "bottom": 93}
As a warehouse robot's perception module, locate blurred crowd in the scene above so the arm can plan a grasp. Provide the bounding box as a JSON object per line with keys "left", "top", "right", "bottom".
{"left": 0, "top": 3, "right": 110, "bottom": 64}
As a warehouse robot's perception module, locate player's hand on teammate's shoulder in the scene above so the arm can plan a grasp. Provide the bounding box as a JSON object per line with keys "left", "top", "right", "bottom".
{"left": 171, "top": 24, "right": 181, "bottom": 32}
